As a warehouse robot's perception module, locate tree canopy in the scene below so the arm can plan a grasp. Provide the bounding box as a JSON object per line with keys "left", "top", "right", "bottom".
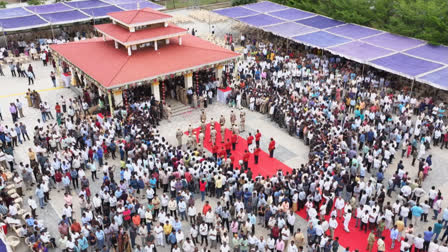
{"left": 273, "top": 0, "right": 448, "bottom": 45}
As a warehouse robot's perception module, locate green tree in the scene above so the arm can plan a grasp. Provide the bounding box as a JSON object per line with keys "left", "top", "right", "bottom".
{"left": 272, "top": 0, "right": 448, "bottom": 45}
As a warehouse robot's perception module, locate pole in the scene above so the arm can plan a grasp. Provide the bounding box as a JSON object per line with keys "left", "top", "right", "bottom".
{"left": 1, "top": 27, "right": 7, "bottom": 48}
{"left": 108, "top": 91, "right": 114, "bottom": 117}
{"left": 410, "top": 78, "right": 415, "bottom": 97}
{"left": 51, "top": 23, "right": 55, "bottom": 40}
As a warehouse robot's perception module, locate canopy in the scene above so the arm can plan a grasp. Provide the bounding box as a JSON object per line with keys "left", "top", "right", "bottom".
{"left": 40, "top": 10, "right": 91, "bottom": 24}
{"left": 82, "top": 5, "right": 124, "bottom": 18}
{"left": 0, "top": 0, "right": 164, "bottom": 32}
{"left": 213, "top": 1, "right": 448, "bottom": 90}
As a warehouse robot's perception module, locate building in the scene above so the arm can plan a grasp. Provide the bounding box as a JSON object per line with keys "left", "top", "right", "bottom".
{"left": 50, "top": 7, "right": 240, "bottom": 114}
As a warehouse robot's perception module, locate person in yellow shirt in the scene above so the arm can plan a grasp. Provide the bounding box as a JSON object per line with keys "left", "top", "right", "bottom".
{"left": 395, "top": 216, "right": 405, "bottom": 241}
{"left": 163, "top": 221, "right": 172, "bottom": 243}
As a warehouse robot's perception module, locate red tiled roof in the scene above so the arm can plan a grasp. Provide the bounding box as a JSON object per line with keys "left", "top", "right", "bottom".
{"left": 50, "top": 34, "right": 240, "bottom": 89}
{"left": 95, "top": 23, "right": 187, "bottom": 44}
{"left": 108, "top": 8, "right": 171, "bottom": 25}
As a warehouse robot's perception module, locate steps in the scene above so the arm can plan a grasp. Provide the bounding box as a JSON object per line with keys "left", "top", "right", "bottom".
{"left": 167, "top": 100, "right": 195, "bottom": 117}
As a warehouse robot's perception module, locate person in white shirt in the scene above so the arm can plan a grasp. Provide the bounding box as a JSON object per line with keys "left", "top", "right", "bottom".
{"left": 335, "top": 196, "right": 345, "bottom": 218}
{"left": 182, "top": 238, "right": 195, "bottom": 252}
{"left": 220, "top": 241, "right": 231, "bottom": 252}
{"left": 329, "top": 216, "right": 338, "bottom": 239}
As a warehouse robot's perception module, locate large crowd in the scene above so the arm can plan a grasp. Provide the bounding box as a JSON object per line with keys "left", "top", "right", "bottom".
{"left": 0, "top": 31, "right": 447, "bottom": 252}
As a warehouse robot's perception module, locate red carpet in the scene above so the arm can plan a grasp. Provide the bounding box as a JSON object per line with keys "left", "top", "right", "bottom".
{"left": 188, "top": 122, "right": 292, "bottom": 178}
{"left": 187, "top": 122, "right": 401, "bottom": 251}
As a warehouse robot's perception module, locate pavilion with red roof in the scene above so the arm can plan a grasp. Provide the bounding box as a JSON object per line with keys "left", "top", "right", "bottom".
{"left": 50, "top": 8, "right": 240, "bottom": 114}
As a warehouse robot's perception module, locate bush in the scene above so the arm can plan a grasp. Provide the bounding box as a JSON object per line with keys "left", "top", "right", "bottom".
{"left": 27, "top": 0, "right": 44, "bottom": 5}
{"left": 232, "top": 0, "right": 256, "bottom": 6}
{"left": 0, "top": 1, "right": 7, "bottom": 8}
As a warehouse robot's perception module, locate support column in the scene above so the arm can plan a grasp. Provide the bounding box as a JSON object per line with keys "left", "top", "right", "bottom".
{"left": 108, "top": 91, "right": 114, "bottom": 116}
{"left": 178, "top": 37, "right": 182, "bottom": 45}
{"left": 151, "top": 80, "right": 160, "bottom": 101}
{"left": 154, "top": 41, "right": 158, "bottom": 51}
{"left": 215, "top": 65, "right": 223, "bottom": 87}
{"left": 184, "top": 72, "right": 193, "bottom": 89}
{"left": 127, "top": 47, "right": 132, "bottom": 56}
{"left": 114, "top": 41, "right": 118, "bottom": 49}
{"left": 113, "top": 89, "right": 123, "bottom": 107}
{"left": 165, "top": 39, "right": 170, "bottom": 45}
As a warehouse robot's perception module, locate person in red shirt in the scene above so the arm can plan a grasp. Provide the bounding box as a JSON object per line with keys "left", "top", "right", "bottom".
{"left": 242, "top": 150, "right": 250, "bottom": 170}
{"left": 202, "top": 201, "right": 211, "bottom": 215}
{"left": 247, "top": 133, "right": 254, "bottom": 147}
{"left": 229, "top": 154, "right": 235, "bottom": 170}
{"left": 55, "top": 103, "right": 61, "bottom": 115}
{"left": 231, "top": 134, "right": 238, "bottom": 150}
{"left": 255, "top": 129, "right": 261, "bottom": 146}
{"left": 212, "top": 144, "right": 218, "bottom": 160}
{"left": 254, "top": 146, "right": 261, "bottom": 164}
{"left": 199, "top": 179, "right": 207, "bottom": 201}
{"left": 225, "top": 139, "right": 232, "bottom": 157}
{"left": 269, "top": 138, "right": 276, "bottom": 158}
{"left": 219, "top": 146, "right": 226, "bottom": 159}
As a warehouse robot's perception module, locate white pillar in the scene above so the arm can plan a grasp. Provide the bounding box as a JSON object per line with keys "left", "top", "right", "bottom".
{"left": 127, "top": 47, "right": 132, "bottom": 56}
{"left": 179, "top": 37, "right": 182, "bottom": 45}
{"left": 165, "top": 39, "right": 170, "bottom": 45}
{"left": 184, "top": 73, "right": 193, "bottom": 89}
{"left": 108, "top": 91, "right": 114, "bottom": 116}
{"left": 154, "top": 41, "right": 158, "bottom": 51}
{"left": 113, "top": 90, "right": 123, "bottom": 107}
{"left": 114, "top": 41, "right": 118, "bottom": 49}
{"left": 216, "top": 65, "right": 223, "bottom": 87}
{"left": 151, "top": 81, "right": 160, "bottom": 101}
{"left": 164, "top": 22, "right": 168, "bottom": 27}
{"left": 103, "top": 35, "right": 106, "bottom": 41}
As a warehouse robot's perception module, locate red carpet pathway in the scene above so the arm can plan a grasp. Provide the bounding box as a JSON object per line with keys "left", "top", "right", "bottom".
{"left": 187, "top": 122, "right": 400, "bottom": 251}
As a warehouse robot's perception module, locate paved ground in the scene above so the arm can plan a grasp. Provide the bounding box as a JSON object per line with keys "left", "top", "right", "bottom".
{"left": 2, "top": 9, "right": 448, "bottom": 252}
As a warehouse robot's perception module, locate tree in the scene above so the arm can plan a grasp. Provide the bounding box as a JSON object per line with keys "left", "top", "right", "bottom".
{"left": 272, "top": 0, "right": 448, "bottom": 45}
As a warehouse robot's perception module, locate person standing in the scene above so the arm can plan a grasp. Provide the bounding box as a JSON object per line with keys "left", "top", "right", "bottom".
{"left": 254, "top": 146, "right": 260, "bottom": 164}
{"left": 50, "top": 71, "right": 56, "bottom": 87}
{"left": 26, "top": 70, "right": 34, "bottom": 85}
{"left": 9, "top": 63, "right": 16, "bottom": 77}
{"left": 377, "top": 236, "right": 385, "bottom": 252}
{"left": 176, "top": 129, "right": 183, "bottom": 147}
{"left": 15, "top": 99, "right": 24, "bottom": 118}
{"left": 268, "top": 138, "right": 276, "bottom": 158}
{"left": 367, "top": 230, "right": 376, "bottom": 251}
{"left": 255, "top": 129, "right": 261, "bottom": 146}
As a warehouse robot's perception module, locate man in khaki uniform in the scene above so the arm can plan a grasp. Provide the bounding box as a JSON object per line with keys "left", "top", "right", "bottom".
{"left": 230, "top": 110, "right": 236, "bottom": 127}
{"left": 176, "top": 129, "right": 183, "bottom": 147}
{"left": 233, "top": 123, "right": 239, "bottom": 136}
{"left": 220, "top": 125, "right": 226, "bottom": 143}
{"left": 200, "top": 109, "right": 206, "bottom": 123}
{"left": 198, "top": 131, "right": 205, "bottom": 146}
{"left": 200, "top": 120, "right": 206, "bottom": 133}
{"left": 210, "top": 126, "right": 217, "bottom": 145}
{"left": 240, "top": 109, "right": 246, "bottom": 132}
{"left": 165, "top": 105, "right": 172, "bottom": 122}
{"left": 219, "top": 115, "right": 225, "bottom": 127}
{"left": 188, "top": 124, "right": 193, "bottom": 136}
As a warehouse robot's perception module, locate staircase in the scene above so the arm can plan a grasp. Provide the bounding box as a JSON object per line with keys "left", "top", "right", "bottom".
{"left": 166, "top": 99, "right": 195, "bottom": 117}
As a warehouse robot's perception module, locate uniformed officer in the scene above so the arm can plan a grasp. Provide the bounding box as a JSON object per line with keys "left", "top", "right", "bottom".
{"left": 200, "top": 109, "right": 207, "bottom": 123}
{"left": 210, "top": 126, "right": 217, "bottom": 145}
{"left": 230, "top": 110, "right": 236, "bottom": 126}
{"left": 240, "top": 109, "right": 246, "bottom": 132}
{"left": 176, "top": 128, "right": 183, "bottom": 147}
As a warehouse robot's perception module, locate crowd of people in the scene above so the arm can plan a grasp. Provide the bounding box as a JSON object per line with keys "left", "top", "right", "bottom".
{"left": 0, "top": 29, "right": 448, "bottom": 252}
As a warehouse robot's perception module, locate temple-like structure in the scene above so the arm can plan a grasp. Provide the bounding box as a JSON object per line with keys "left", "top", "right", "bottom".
{"left": 50, "top": 8, "right": 239, "bottom": 112}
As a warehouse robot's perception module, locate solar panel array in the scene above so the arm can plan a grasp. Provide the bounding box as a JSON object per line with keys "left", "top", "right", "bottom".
{"left": 0, "top": 0, "right": 165, "bottom": 32}
{"left": 214, "top": 1, "right": 448, "bottom": 90}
